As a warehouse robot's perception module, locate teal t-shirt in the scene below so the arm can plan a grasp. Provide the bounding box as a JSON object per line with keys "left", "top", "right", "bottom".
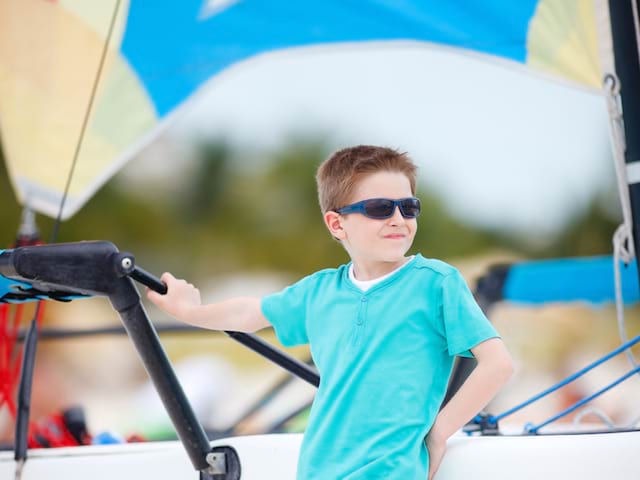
{"left": 261, "top": 254, "right": 499, "bottom": 479}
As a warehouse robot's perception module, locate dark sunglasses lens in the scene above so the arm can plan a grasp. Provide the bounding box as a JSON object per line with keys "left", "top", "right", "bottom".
{"left": 363, "top": 199, "right": 394, "bottom": 218}
{"left": 400, "top": 198, "right": 421, "bottom": 218}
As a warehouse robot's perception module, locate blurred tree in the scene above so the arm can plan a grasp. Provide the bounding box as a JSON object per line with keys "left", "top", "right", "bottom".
{"left": 0, "top": 135, "right": 625, "bottom": 279}
{"left": 179, "top": 141, "right": 231, "bottom": 223}
{"left": 187, "top": 140, "right": 336, "bottom": 275}
{"left": 412, "top": 190, "right": 501, "bottom": 260}
{"left": 177, "top": 139, "right": 509, "bottom": 276}
{"left": 541, "top": 191, "right": 620, "bottom": 259}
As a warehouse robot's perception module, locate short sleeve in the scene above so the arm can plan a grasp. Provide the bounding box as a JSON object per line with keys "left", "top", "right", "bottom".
{"left": 261, "top": 276, "right": 311, "bottom": 347}
{"left": 441, "top": 270, "right": 499, "bottom": 358}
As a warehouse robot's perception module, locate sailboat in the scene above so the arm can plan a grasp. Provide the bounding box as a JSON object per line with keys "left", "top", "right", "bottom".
{"left": 1, "top": 1, "right": 640, "bottom": 478}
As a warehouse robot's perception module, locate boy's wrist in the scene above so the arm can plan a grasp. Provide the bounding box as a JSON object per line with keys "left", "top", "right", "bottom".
{"left": 176, "top": 303, "right": 199, "bottom": 324}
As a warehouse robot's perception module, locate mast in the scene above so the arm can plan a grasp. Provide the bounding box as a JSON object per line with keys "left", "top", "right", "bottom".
{"left": 608, "top": 0, "right": 640, "bottom": 287}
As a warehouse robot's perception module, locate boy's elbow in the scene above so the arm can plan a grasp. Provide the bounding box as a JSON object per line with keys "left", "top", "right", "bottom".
{"left": 237, "top": 312, "right": 261, "bottom": 333}
{"left": 495, "top": 351, "right": 515, "bottom": 383}
{"left": 494, "top": 339, "right": 515, "bottom": 380}
{"left": 239, "top": 297, "right": 269, "bottom": 333}
{"left": 243, "top": 316, "right": 265, "bottom": 333}
{"left": 502, "top": 357, "right": 515, "bottom": 381}
{"left": 476, "top": 338, "right": 514, "bottom": 382}
{"left": 480, "top": 342, "right": 514, "bottom": 383}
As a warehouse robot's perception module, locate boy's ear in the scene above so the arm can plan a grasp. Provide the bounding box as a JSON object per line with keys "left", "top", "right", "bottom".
{"left": 324, "top": 211, "right": 346, "bottom": 240}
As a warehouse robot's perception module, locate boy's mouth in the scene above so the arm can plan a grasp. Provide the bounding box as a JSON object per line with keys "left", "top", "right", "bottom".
{"left": 383, "top": 234, "right": 406, "bottom": 239}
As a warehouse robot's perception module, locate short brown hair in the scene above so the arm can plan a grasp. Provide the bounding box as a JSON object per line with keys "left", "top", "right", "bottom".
{"left": 316, "top": 145, "right": 417, "bottom": 213}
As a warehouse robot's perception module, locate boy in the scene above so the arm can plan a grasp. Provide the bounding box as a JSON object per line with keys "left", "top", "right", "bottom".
{"left": 147, "top": 145, "right": 513, "bottom": 480}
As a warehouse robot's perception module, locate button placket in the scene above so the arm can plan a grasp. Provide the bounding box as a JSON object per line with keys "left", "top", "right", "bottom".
{"left": 352, "top": 296, "right": 368, "bottom": 346}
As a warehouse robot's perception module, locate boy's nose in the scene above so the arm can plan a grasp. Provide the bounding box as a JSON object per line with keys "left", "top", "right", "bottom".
{"left": 388, "top": 205, "right": 405, "bottom": 225}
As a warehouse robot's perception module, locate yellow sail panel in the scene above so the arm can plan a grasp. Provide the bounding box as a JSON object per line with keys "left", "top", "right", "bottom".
{"left": 0, "top": 0, "right": 156, "bottom": 219}
{"left": 527, "top": 0, "right": 603, "bottom": 89}
{"left": 0, "top": 0, "right": 615, "bottom": 221}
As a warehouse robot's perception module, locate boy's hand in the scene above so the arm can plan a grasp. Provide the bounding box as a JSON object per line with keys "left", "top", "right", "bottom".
{"left": 426, "top": 430, "right": 446, "bottom": 480}
{"left": 146, "top": 272, "right": 201, "bottom": 322}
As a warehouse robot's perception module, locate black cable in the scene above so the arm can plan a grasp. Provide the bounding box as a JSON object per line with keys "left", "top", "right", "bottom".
{"left": 50, "top": 0, "right": 122, "bottom": 241}
{"left": 13, "top": 1, "right": 123, "bottom": 474}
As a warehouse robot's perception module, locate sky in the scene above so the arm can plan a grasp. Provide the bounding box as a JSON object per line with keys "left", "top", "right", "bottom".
{"left": 128, "top": 43, "right": 616, "bottom": 237}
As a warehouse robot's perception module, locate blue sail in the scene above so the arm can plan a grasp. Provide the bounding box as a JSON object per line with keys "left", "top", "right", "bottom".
{"left": 122, "top": 0, "right": 540, "bottom": 117}
{"left": 0, "top": 0, "right": 604, "bottom": 220}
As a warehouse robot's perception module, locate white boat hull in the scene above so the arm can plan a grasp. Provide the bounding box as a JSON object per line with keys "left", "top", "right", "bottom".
{"left": 0, "top": 430, "right": 638, "bottom": 479}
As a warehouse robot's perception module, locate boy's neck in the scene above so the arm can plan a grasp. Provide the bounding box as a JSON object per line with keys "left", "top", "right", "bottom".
{"left": 351, "top": 256, "right": 412, "bottom": 281}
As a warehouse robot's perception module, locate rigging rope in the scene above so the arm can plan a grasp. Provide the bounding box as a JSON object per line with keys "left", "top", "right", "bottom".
{"left": 11, "top": 2, "right": 123, "bottom": 478}
{"left": 524, "top": 363, "right": 640, "bottom": 434}
{"left": 632, "top": 0, "right": 640, "bottom": 71}
{"left": 50, "top": 0, "right": 122, "bottom": 240}
{"left": 482, "top": 333, "right": 640, "bottom": 426}
{"left": 604, "top": 73, "right": 638, "bottom": 370}
{"left": 572, "top": 406, "right": 615, "bottom": 429}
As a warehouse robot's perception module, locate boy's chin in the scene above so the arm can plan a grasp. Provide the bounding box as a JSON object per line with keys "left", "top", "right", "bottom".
{"left": 379, "top": 250, "right": 411, "bottom": 263}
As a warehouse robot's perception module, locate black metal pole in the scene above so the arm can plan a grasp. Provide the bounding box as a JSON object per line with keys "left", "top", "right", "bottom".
{"left": 1, "top": 243, "right": 219, "bottom": 474}
{"left": 131, "top": 264, "right": 320, "bottom": 388}
{"left": 11, "top": 222, "right": 43, "bottom": 475}
{"left": 107, "top": 277, "right": 212, "bottom": 472}
{"left": 1, "top": 241, "right": 320, "bottom": 475}
{"left": 609, "top": 0, "right": 640, "bottom": 288}
{"left": 13, "top": 317, "right": 38, "bottom": 467}
{"left": 226, "top": 331, "right": 319, "bottom": 387}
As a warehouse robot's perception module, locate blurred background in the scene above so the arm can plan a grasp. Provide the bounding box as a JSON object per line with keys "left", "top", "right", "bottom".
{"left": 1, "top": 35, "right": 639, "bottom": 445}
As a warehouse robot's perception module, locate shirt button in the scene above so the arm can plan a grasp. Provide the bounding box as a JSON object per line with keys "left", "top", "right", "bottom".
{"left": 361, "top": 297, "right": 367, "bottom": 302}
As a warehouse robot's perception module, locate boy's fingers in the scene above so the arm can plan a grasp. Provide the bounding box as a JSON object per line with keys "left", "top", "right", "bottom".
{"left": 146, "top": 289, "right": 164, "bottom": 305}
{"left": 160, "top": 272, "right": 175, "bottom": 284}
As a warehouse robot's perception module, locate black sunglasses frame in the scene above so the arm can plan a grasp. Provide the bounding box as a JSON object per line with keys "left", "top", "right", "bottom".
{"left": 336, "top": 197, "right": 421, "bottom": 219}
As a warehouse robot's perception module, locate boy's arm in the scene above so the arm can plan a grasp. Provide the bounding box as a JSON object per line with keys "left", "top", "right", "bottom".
{"left": 146, "top": 272, "right": 271, "bottom": 333}
{"left": 426, "top": 337, "right": 513, "bottom": 479}
{"left": 431, "top": 337, "right": 513, "bottom": 439}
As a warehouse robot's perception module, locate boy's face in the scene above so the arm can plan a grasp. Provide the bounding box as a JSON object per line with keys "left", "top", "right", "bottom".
{"left": 324, "top": 171, "right": 417, "bottom": 266}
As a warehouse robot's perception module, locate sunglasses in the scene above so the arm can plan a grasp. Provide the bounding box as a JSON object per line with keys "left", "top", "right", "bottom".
{"left": 336, "top": 197, "right": 421, "bottom": 219}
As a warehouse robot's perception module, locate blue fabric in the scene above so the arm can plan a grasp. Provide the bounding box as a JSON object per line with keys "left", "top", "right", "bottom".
{"left": 261, "top": 254, "right": 498, "bottom": 479}
{"left": 0, "top": 249, "right": 34, "bottom": 303}
{"left": 0, "top": 249, "right": 88, "bottom": 304}
{"left": 0, "top": 275, "right": 40, "bottom": 303}
{"left": 121, "top": 0, "right": 538, "bottom": 116}
{"left": 504, "top": 256, "right": 640, "bottom": 305}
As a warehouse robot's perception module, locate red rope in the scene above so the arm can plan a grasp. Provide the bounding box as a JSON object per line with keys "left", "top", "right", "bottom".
{"left": 0, "top": 290, "right": 45, "bottom": 416}
{"left": 0, "top": 300, "right": 46, "bottom": 419}
{"left": 0, "top": 304, "right": 18, "bottom": 416}
{"left": 28, "top": 413, "right": 85, "bottom": 448}
{"left": 0, "top": 234, "right": 46, "bottom": 418}
{"left": 0, "top": 237, "right": 94, "bottom": 448}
